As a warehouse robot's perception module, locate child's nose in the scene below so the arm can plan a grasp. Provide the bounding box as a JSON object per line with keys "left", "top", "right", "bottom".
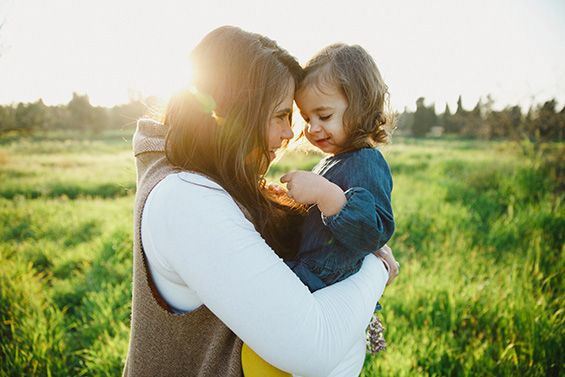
{"left": 308, "top": 121, "right": 321, "bottom": 134}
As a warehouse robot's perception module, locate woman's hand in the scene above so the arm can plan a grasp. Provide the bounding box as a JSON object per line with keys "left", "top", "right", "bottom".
{"left": 280, "top": 171, "right": 346, "bottom": 216}
{"left": 373, "top": 244, "right": 399, "bottom": 285}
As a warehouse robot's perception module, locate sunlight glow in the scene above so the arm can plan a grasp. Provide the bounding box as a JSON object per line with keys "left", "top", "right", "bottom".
{"left": 0, "top": 0, "right": 563, "bottom": 110}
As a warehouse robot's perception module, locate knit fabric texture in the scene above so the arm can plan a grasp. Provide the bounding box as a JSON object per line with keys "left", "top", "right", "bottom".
{"left": 122, "top": 118, "right": 243, "bottom": 377}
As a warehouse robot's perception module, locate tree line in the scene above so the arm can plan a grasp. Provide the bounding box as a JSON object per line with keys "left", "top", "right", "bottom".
{"left": 396, "top": 95, "right": 564, "bottom": 142}
{"left": 0, "top": 92, "right": 563, "bottom": 141}
{"left": 0, "top": 93, "right": 160, "bottom": 135}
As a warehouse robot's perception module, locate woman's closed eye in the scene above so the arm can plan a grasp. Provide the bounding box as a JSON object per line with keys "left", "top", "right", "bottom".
{"left": 275, "top": 112, "right": 291, "bottom": 121}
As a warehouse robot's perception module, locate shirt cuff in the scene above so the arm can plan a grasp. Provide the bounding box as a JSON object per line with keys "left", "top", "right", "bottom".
{"left": 321, "top": 187, "right": 368, "bottom": 227}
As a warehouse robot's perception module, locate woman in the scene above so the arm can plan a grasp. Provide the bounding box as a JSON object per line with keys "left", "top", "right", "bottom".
{"left": 123, "top": 26, "right": 398, "bottom": 377}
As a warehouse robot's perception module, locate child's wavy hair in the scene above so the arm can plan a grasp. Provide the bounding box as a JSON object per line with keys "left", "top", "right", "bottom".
{"left": 300, "top": 43, "right": 394, "bottom": 149}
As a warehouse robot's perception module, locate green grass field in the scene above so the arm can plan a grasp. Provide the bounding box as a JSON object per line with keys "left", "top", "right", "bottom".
{"left": 0, "top": 131, "right": 563, "bottom": 376}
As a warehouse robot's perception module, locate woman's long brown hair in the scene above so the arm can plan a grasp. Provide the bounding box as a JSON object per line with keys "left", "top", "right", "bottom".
{"left": 164, "top": 26, "right": 304, "bottom": 260}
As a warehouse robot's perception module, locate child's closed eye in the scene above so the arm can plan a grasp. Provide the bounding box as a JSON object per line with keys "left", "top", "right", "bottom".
{"left": 319, "top": 114, "right": 333, "bottom": 121}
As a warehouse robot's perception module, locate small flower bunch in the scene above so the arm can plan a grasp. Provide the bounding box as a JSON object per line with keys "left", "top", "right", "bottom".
{"left": 366, "top": 312, "right": 387, "bottom": 354}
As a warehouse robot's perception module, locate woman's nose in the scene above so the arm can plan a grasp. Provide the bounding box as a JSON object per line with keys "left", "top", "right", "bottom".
{"left": 281, "top": 120, "right": 294, "bottom": 140}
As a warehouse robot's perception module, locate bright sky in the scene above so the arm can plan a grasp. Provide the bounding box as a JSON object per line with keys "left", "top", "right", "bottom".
{"left": 0, "top": 0, "right": 564, "bottom": 111}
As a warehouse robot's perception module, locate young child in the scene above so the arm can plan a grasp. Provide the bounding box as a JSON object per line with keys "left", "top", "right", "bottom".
{"left": 242, "top": 43, "right": 394, "bottom": 377}
{"left": 285, "top": 42, "right": 394, "bottom": 352}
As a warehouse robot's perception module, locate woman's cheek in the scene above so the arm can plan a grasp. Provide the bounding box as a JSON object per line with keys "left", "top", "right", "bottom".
{"left": 245, "top": 147, "right": 270, "bottom": 174}
{"left": 267, "top": 119, "right": 280, "bottom": 146}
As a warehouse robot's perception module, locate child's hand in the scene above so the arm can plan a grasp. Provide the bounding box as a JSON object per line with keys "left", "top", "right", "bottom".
{"left": 266, "top": 182, "right": 287, "bottom": 196}
{"left": 280, "top": 171, "right": 324, "bottom": 204}
{"left": 280, "top": 171, "right": 346, "bottom": 216}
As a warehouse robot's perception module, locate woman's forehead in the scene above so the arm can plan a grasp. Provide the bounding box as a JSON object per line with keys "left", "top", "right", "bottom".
{"left": 274, "top": 79, "right": 295, "bottom": 110}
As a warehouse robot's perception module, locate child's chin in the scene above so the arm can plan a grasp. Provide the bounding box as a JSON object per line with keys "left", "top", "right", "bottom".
{"left": 320, "top": 144, "right": 340, "bottom": 154}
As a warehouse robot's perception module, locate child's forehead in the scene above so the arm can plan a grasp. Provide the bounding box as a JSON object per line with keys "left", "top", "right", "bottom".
{"left": 296, "top": 82, "right": 342, "bottom": 104}
{"left": 299, "top": 63, "right": 336, "bottom": 89}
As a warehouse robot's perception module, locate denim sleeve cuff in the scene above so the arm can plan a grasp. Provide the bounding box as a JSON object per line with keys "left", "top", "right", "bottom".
{"left": 321, "top": 187, "right": 372, "bottom": 227}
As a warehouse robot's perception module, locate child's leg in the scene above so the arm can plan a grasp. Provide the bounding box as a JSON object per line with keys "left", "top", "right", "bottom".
{"left": 241, "top": 343, "right": 292, "bottom": 377}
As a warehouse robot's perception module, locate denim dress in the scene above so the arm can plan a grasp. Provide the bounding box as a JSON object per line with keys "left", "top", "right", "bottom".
{"left": 286, "top": 147, "right": 394, "bottom": 311}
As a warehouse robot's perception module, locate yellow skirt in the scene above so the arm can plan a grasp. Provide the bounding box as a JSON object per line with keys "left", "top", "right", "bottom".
{"left": 241, "top": 343, "right": 292, "bottom": 377}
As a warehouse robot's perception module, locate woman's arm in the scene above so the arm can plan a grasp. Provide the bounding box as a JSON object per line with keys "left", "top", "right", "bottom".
{"left": 144, "top": 174, "right": 388, "bottom": 377}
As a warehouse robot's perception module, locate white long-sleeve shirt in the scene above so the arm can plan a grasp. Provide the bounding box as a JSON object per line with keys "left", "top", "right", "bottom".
{"left": 141, "top": 172, "right": 388, "bottom": 377}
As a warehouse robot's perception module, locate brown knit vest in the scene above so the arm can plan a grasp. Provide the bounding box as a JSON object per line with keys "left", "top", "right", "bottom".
{"left": 122, "top": 119, "right": 243, "bottom": 377}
